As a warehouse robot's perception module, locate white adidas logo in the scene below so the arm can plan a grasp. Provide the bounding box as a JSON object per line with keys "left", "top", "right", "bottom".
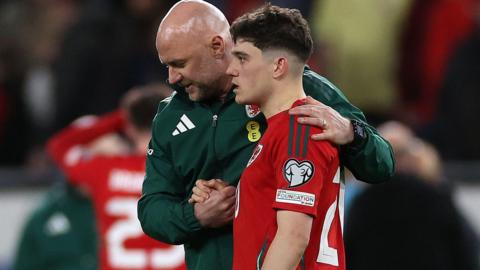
{"left": 172, "top": 114, "right": 196, "bottom": 136}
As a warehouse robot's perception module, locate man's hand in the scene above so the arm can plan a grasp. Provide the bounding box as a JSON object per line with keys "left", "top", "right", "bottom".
{"left": 289, "top": 96, "right": 354, "bottom": 145}
{"left": 193, "top": 185, "right": 236, "bottom": 228}
{"left": 188, "top": 179, "right": 229, "bottom": 204}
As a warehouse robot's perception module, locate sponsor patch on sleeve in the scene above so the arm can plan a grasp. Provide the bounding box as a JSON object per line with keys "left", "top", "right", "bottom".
{"left": 276, "top": 189, "right": 315, "bottom": 207}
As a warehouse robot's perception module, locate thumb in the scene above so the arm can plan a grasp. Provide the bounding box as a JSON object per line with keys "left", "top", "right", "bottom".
{"left": 222, "top": 186, "right": 237, "bottom": 197}
{"left": 205, "top": 179, "right": 228, "bottom": 190}
{"left": 213, "top": 179, "right": 229, "bottom": 189}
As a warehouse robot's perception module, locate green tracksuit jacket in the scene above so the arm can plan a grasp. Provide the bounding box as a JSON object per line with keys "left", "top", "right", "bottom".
{"left": 13, "top": 183, "right": 97, "bottom": 270}
{"left": 138, "top": 68, "right": 395, "bottom": 269}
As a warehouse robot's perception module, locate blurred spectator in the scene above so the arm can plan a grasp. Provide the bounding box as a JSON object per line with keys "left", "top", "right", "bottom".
{"left": 345, "top": 121, "right": 479, "bottom": 270}
{"left": 0, "top": 0, "right": 82, "bottom": 167}
{"left": 47, "top": 85, "right": 186, "bottom": 270}
{"left": 52, "top": 0, "right": 175, "bottom": 132}
{"left": 312, "top": 0, "right": 412, "bottom": 122}
{"left": 0, "top": 1, "right": 31, "bottom": 166}
{"left": 421, "top": 22, "right": 480, "bottom": 160}
{"left": 378, "top": 121, "right": 442, "bottom": 185}
{"left": 346, "top": 173, "right": 479, "bottom": 270}
{"left": 12, "top": 181, "right": 97, "bottom": 270}
{"left": 398, "top": 0, "right": 476, "bottom": 125}
{"left": 225, "top": 0, "right": 261, "bottom": 21}
{"left": 269, "top": 0, "right": 313, "bottom": 18}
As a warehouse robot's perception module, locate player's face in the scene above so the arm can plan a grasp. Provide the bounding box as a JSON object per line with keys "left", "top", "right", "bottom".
{"left": 157, "top": 35, "right": 226, "bottom": 102}
{"left": 227, "top": 40, "right": 273, "bottom": 105}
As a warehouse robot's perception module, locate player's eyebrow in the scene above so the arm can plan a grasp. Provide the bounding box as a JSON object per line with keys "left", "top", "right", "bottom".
{"left": 231, "top": 51, "right": 249, "bottom": 59}
{"left": 160, "top": 58, "right": 187, "bottom": 68}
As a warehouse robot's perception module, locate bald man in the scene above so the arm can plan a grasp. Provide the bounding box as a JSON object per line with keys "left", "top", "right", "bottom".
{"left": 138, "top": 1, "right": 395, "bottom": 269}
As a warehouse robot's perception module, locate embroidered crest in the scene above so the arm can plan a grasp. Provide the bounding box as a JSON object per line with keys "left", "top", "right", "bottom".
{"left": 245, "top": 105, "right": 261, "bottom": 118}
{"left": 246, "top": 144, "right": 263, "bottom": 167}
{"left": 283, "top": 159, "right": 314, "bottom": 187}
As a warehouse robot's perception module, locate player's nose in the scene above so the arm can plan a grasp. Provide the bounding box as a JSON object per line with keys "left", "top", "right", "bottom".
{"left": 168, "top": 68, "right": 183, "bottom": 84}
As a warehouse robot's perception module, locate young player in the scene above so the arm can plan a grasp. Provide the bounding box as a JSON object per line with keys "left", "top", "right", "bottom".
{"left": 47, "top": 88, "right": 186, "bottom": 270}
{"left": 226, "top": 5, "right": 345, "bottom": 269}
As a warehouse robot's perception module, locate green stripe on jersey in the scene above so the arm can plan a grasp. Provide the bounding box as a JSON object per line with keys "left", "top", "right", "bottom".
{"left": 302, "top": 125, "right": 310, "bottom": 158}
{"left": 296, "top": 123, "right": 303, "bottom": 156}
{"left": 288, "top": 115, "right": 295, "bottom": 156}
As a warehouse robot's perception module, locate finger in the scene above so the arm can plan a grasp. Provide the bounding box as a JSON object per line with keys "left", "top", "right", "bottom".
{"left": 311, "top": 132, "right": 331, "bottom": 141}
{"left": 214, "top": 178, "right": 228, "bottom": 186}
{"left": 196, "top": 179, "right": 211, "bottom": 189}
{"left": 203, "top": 179, "right": 218, "bottom": 188}
{"left": 226, "top": 203, "right": 236, "bottom": 214}
{"left": 297, "top": 117, "right": 328, "bottom": 128}
{"left": 220, "top": 196, "right": 236, "bottom": 210}
{"left": 225, "top": 195, "right": 236, "bottom": 207}
{"left": 204, "top": 179, "right": 227, "bottom": 190}
{"left": 289, "top": 105, "right": 329, "bottom": 118}
{"left": 319, "top": 119, "right": 328, "bottom": 129}
{"left": 188, "top": 198, "right": 194, "bottom": 204}
{"left": 211, "top": 179, "right": 228, "bottom": 190}
{"left": 190, "top": 194, "right": 206, "bottom": 203}
{"left": 288, "top": 105, "right": 318, "bottom": 116}
{"left": 196, "top": 179, "right": 207, "bottom": 185}
{"left": 195, "top": 180, "right": 212, "bottom": 193}
{"left": 305, "top": 95, "right": 325, "bottom": 106}
{"left": 225, "top": 205, "right": 236, "bottom": 220}
{"left": 192, "top": 186, "right": 210, "bottom": 200}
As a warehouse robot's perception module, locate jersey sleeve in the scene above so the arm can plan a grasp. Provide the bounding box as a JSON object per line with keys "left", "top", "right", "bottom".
{"left": 271, "top": 115, "right": 338, "bottom": 217}
{"left": 47, "top": 110, "right": 124, "bottom": 188}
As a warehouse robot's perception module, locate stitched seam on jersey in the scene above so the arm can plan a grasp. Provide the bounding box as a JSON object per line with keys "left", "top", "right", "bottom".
{"left": 288, "top": 115, "right": 295, "bottom": 156}
{"left": 302, "top": 125, "right": 310, "bottom": 158}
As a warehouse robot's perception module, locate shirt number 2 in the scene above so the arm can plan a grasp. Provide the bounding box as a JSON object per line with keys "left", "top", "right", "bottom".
{"left": 105, "top": 197, "right": 185, "bottom": 268}
{"left": 317, "top": 168, "right": 344, "bottom": 266}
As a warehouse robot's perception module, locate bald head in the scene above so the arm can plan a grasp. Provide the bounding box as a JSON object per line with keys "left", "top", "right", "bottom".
{"left": 157, "top": 0, "right": 230, "bottom": 45}
{"left": 155, "top": 1, "right": 234, "bottom": 102}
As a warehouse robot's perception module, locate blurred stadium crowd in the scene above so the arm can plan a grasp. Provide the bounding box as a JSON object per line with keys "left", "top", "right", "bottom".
{"left": 0, "top": 0, "right": 480, "bottom": 269}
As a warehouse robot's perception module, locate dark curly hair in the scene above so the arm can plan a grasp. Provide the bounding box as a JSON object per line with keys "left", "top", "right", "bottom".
{"left": 230, "top": 3, "right": 313, "bottom": 62}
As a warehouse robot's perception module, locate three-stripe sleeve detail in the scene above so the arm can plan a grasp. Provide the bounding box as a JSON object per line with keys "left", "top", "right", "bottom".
{"left": 287, "top": 115, "right": 311, "bottom": 158}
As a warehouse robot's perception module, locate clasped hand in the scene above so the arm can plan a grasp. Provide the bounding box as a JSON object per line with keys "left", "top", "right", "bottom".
{"left": 189, "top": 179, "right": 236, "bottom": 228}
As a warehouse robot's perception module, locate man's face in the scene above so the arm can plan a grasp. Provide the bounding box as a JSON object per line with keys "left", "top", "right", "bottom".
{"left": 226, "top": 40, "right": 273, "bottom": 105}
{"left": 157, "top": 34, "right": 224, "bottom": 102}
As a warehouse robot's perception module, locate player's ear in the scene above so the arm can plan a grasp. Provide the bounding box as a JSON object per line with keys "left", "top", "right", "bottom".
{"left": 210, "top": 36, "right": 225, "bottom": 59}
{"left": 272, "top": 57, "right": 288, "bottom": 79}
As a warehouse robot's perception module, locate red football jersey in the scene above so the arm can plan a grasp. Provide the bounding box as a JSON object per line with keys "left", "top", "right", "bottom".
{"left": 233, "top": 100, "right": 345, "bottom": 270}
{"left": 48, "top": 111, "right": 186, "bottom": 270}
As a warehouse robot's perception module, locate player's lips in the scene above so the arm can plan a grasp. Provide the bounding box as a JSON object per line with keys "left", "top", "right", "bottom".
{"left": 232, "top": 82, "right": 239, "bottom": 93}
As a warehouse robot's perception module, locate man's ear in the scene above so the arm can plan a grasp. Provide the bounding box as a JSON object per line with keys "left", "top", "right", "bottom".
{"left": 210, "top": 36, "right": 225, "bottom": 58}
{"left": 273, "top": 57, "right": 288, "bottom": 79}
